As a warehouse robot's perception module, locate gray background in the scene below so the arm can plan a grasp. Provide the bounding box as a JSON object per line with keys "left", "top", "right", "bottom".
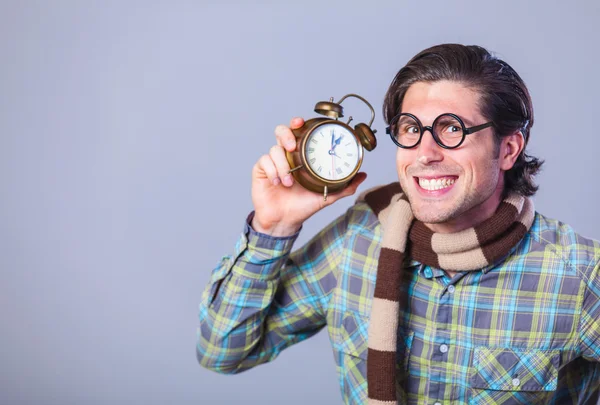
{"left": 1, "top": 1, "right": 599, "bottom": 404}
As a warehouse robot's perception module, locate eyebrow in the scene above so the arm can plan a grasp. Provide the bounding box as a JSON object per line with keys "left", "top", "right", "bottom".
{"left": 400, "top": 113, "right": 478, "bottom": 127}
{"left": 461, "top": 117, "right": 476, "bottom": 127}
{"left": 398, "top": 116, "right": 416, "bottom": 124}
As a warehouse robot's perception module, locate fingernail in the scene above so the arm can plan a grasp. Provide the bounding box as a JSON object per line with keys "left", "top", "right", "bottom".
{"left": 285, "top": 142, "right": 295, "bottom": 150}
{"left": 272, "top": 177, "right": 281, "bottom": 186}
{"left": 284, "top": 174, "right": 293, "bottom": 186}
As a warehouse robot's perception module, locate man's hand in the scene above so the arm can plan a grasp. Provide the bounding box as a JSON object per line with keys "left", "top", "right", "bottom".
{"left": 251, "top": 117, "right": 368, "bottom": 237}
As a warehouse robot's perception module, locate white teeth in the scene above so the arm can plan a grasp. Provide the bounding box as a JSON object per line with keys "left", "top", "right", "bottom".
{"left": 418, "top": 177, "right": 455, "bottom": 191}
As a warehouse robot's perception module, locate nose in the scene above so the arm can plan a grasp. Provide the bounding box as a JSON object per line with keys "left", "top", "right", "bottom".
{"left": 416, "top": 128, "right": 444, "bottom": 165}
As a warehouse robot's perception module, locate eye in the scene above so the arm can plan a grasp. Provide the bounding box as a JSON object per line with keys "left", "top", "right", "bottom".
{"left": 402, "top": 125, "right": 420, "bottom": 135}
{"left": 439, "top": 123, "right": 462, "bottom": 137}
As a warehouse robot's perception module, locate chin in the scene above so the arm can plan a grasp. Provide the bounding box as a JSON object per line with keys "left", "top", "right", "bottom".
{"left": 407, "top": 194, "right": 464, "bottom": 224}
{"left": 412, "top": 207, "right": 456, "bottom": 224}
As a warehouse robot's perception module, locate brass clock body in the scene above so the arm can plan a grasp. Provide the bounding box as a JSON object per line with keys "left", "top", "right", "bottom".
{"left": 284, "top": 94, "right": 377, "bottom": 200}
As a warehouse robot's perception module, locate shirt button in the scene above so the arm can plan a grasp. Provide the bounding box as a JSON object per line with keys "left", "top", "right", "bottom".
{"left": 512, "top": 378, "right": 520, "bottom": 387}
{"left": 447, "top": 285, "right": 455, "bottom": 293}
{"left": 439, "top": 344, "right": 448, "bottom": 353}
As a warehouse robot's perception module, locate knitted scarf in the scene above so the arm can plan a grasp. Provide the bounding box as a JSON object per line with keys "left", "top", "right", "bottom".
{"left": 359, "top": 182, "right": 535, "bottom": 404}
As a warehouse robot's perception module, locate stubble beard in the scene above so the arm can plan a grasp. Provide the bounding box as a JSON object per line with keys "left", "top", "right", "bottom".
{"left": 400, "top": 159, "right": 501, "bottom": 225}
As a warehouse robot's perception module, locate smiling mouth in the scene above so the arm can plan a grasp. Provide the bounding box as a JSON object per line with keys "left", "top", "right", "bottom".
{"left": 414, "top": 176, "right": 458, "bottom": 191}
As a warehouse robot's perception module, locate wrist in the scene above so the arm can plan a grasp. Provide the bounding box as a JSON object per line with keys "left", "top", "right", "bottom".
{"left": 250, "top": 215, "right": 301, "bottom": 237}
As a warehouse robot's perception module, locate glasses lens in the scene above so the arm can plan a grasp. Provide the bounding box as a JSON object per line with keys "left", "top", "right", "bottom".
{"left": 391, "top": 115, "right": 421, "bottom": 147}
{"left": 433, "top": 114, "right": 464, "bottom": 147}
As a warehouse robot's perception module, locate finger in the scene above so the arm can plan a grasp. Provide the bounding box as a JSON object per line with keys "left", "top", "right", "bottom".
{"left": 274, "top": 124, "right": 296, "bottom": 152}
{"left": 269, "top": 145, "right": 294, "bottom": 187}
{"left": 256, "top": 154, "right": 281, "bottom": 186}
{"left": 327, "top": 172, "right": 368, "bottom": 203}
{"left": 289, "top": 117, "right": 305, "bottom": 130}
{"left": 346, "top": 172, "right": 368, "bottom": 193}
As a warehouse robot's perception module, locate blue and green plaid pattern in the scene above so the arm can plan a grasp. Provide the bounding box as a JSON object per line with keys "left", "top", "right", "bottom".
{"left": 198, "top": 203, "right": 600, "bottom": 404}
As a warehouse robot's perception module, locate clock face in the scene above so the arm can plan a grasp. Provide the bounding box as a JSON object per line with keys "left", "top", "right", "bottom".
{"left": 304, "top": 123, "right": 360, "bottom": 181}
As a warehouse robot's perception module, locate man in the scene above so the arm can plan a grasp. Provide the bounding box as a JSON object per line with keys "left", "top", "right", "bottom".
{"left": 196, "top": 44, "right": 600, "bottom": 404}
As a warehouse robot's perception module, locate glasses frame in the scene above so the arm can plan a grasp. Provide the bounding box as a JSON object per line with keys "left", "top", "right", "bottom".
{"left": 385, "top": 112, "right": 494, "bottom": 149}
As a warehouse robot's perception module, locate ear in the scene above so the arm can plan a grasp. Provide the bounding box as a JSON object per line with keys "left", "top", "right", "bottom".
{"left": 499, "top": 131, "right": 525, "bottom": 171}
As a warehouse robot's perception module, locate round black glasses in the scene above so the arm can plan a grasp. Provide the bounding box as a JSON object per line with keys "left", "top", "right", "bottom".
{"left": 385, "top": 113, "right": 494, "bottom": 149}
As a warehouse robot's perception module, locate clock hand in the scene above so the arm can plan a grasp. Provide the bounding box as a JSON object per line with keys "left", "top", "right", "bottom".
{"left": 332, "top": 134, "right": 343, "bottom": 150}
{"left": 331, "top": 130, "right": 335, "bottom": 150}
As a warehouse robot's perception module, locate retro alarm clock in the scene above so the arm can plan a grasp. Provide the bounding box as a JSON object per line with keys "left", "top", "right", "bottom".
{"left": 285, "top": 93, "right": 377, "bottom": 201}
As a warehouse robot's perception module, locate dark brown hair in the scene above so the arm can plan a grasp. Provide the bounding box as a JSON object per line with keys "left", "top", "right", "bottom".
{"left": 383, "top": 44, "right": 543, "bottom": 197}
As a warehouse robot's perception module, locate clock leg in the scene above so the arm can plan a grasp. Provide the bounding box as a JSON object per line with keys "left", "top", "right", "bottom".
{"left": 323, "top": 185, "right": 328, "bottom": 202}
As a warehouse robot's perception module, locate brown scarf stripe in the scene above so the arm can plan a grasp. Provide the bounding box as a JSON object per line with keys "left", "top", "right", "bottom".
{"left": 479, "top": 222, "right": 528, "bottom": 265}
{"left": 366, "top": 348, "right": 398, "bottom": 402}
{"left": 374, "top": 248, "right": 405, "bottom": 301}
{"left": 408, "top": 222, "right": 440, "bottom": 269}
{"left": 479, "top": 198, "right": 535, "bottom": 264}
{"left": 408, "top": 243, "right": 441, "bottom": 269}
{"left": 473, "top": 201, "right": 520, "bottom": 245}
{"left": 357, "top": 182, "right": 534, "bottom": 404}
{"left": 363, "top": 182, "right": 402, "bottom": 217}
{"left": 409, "top": 220, "right": 434, "bottom": 242}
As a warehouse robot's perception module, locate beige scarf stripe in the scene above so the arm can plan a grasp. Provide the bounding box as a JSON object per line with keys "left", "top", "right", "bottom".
{"left": 368, "top": 399, "right": 396, "bottom": 405}
{"left": 358, "top": 182, "right": 534, "bottom": 404}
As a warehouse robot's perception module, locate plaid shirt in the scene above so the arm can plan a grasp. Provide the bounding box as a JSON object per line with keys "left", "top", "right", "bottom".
{"left": 197, "top": 200, "right": 600, "bottom": 404}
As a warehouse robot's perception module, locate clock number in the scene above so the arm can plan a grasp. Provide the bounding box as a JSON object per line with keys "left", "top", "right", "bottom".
{"left": 336, "top": 167, "right": 343, "bottom": 175}
{"left": 318, "top": 166, "right": 322, "bottom": 173}
{"left": 311, "top": 138, "right": 318, "bottom": 144}
{"left": 346, "top": 153, "right": 353, "bottom": 157}
{"left": 344, "top": 162, "right": 350, "bottom": 168}
{"left": 308, "top": 147, "right": 315, "bottom": 153}
{"left": 309, "top": 157, "right": 316, "bottom": 164}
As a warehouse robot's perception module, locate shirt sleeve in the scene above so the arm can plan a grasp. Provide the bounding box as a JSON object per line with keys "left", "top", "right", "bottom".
{"left": 197, "top": 209, "right": 350, "bottom": 374}
{"left": 579, "top": 259, "right": 600, "bottom": 362}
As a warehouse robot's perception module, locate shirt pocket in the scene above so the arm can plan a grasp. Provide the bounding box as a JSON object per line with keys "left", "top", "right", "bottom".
{"left": 469, "top": 346, "right": 560, "bottom": 405}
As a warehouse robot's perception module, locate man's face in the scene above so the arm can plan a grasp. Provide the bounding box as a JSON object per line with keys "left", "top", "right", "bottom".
{"left": 395, "top": 80, "right": 503, "bottom": 232}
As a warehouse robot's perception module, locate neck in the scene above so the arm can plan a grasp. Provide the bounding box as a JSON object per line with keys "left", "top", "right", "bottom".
{"left": 424, "top": 182, "right": 505, "bottom": 234}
